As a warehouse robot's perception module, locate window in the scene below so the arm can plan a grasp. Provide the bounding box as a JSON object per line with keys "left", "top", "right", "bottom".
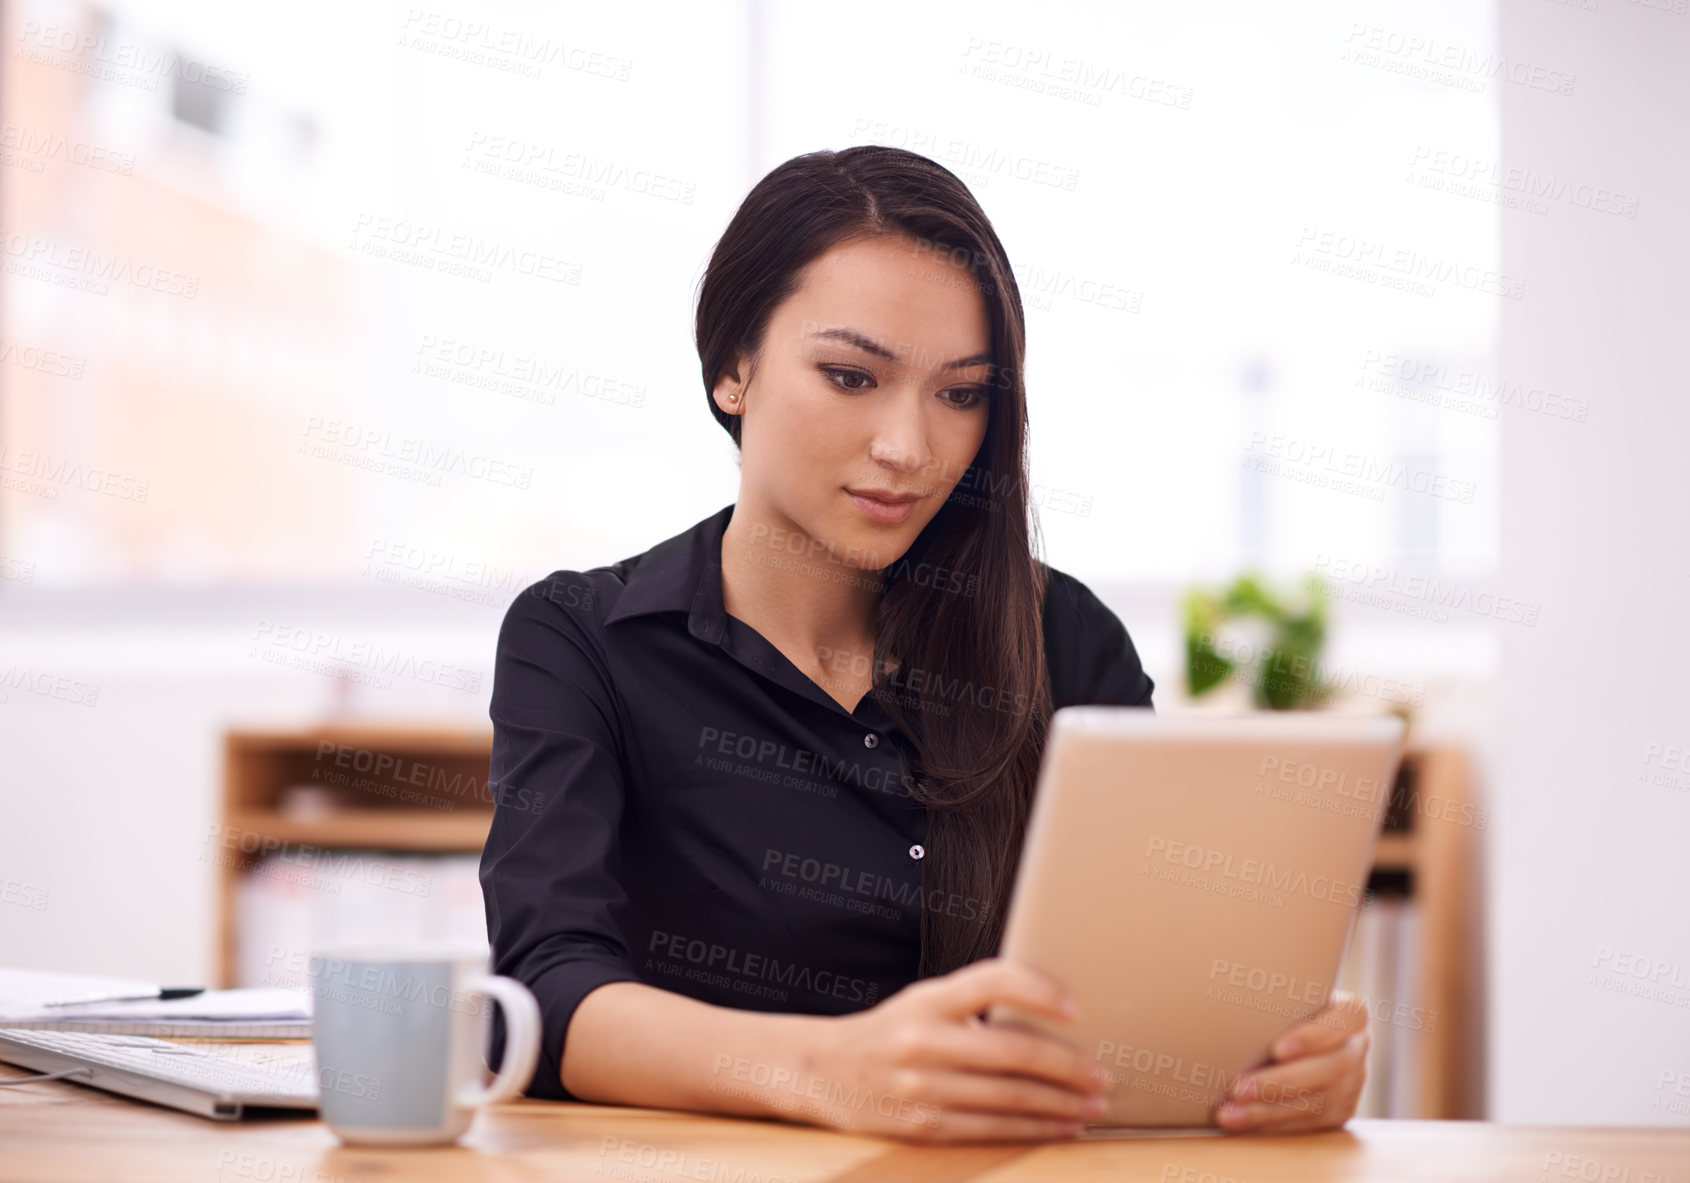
{"left": 2, "top": 0, "right": 1497, "bottom": 600}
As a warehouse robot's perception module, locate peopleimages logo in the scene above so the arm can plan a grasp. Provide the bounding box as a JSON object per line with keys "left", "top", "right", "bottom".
{"left": 1314, "top": 553, "right": 1541, "bottom": 627}
{"left": 18, "top": 22, "right": 251, "bottom": 92}
{"left": 347, "top": 213, "right": 582, "bottom": 285}
{"left": 299, "top": 417, "right": 533, "bottom": 490}
{"left": 1293, "top": 225, "right": 1525, "bottom": 300}
{"left": 0, "top": 664, "right": 100, "bottom": 707}
{"left": 760, "top": 848, "right": 983, "bottom": 922}
{"left": 0, "top": 447, "right": 150, "bottom": 503}
{"left": 204, "top": 826, "right": 432, "bottom": 897}
{"left": 698, "top": 726, "right": 919, "bottom": 798}
{"left": 1356, "top": 349, "right": 1591, "bottom": 423}
{"left": 250, "top": 621, "right": 484, "bottom": 693}
{"left": 1244, "top": 431, "right": 1478, "bottom": 503}
{"left": 461, "top": 132, "right": 695, "bottom": 204}
{"left": 397, "top": 10, "right": 634, "bottom": 81}
{"left": 646, "top": 930, "right": 881, "bottom": 1005}
{"left": 1142, "top": 836, "right": 1365, "bottom": 908}
{"left": 0, "top": 124, "right": 135, "bottom": 175}
{"left": 0, "top": 233, "right": 199, "bottom": 298}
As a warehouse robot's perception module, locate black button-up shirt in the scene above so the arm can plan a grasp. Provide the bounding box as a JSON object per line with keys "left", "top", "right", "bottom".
{"left": 480, "top": 502, "right": 1155, "bottom": 1099}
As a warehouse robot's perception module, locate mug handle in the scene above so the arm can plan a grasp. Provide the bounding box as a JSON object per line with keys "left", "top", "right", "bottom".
{"left": 457, "top": 973, "right": 541, "bottom": 1108}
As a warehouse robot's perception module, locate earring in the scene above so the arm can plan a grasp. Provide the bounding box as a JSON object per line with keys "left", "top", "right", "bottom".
{"left": 728, "top": 393, "right": 739, "bottom": 403}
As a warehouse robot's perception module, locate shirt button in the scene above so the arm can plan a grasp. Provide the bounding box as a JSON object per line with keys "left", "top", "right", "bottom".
{"left": 909, "top": 844, "right": 925, "bottom": 860}
{"left": 863, "top": 732, "right": 879, "bottom": 749}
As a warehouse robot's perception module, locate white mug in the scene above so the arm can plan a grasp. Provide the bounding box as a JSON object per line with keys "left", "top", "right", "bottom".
{"left": 308, "top": 943, "right": 541, "bottom": 1146}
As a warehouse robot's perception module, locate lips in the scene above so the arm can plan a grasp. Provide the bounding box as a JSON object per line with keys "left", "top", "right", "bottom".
{"left": 845, "top": 488, "right": 920, "bottom": 524}
{"left": 846, "top": 487, "right": 922, "bottom": 505}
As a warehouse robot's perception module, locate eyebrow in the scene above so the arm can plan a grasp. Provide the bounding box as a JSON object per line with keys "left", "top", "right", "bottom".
{"left": 807, "top": 326, "right": 992, "bottom": 371}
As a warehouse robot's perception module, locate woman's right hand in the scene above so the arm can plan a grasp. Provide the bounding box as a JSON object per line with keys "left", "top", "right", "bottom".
{"left": 785, "top": 957, "right": 1110, "bottom": 1142}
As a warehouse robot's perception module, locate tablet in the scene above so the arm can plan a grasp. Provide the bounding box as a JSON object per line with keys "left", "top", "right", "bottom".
{"left": 989, "top": 707, "right": 1407, "bottom": 1129}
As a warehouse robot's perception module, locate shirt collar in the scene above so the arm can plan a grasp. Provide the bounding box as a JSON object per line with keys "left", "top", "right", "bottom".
{"left": 605, "top": 500, "right": 903, "bottom": 731}
{"left": 603, "top": 502, "right": 735, "bottom": 645}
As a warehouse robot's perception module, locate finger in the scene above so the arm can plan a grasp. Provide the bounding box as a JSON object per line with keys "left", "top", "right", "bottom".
{"left": 1230, "top": 1032, "right": 1367, "bottom": 1108}
{"left": 1221, "top": 1106, "right": 1350, "bottom": 1136}
{"left": 898, "top": 1108, "right": 1086, "bottom": 1144}
{"left": 1219, "top": 1076, "right": 1358, "bottom": 1134}
{"left": 904, "top": 1067, "right": 1109, "bottom": 1124}
{"left": 898, "top": 1019, "right": 1104, "bottom": 1097}
{"left": 1222, "top": 1080, "right": 1342, "bottom": 1131}
{"left": 922, "top": 958, "right": 1077, "bottom": 1025}
{"left": 1220, "top": 1036, "right": 1367, "bottom": 1130}
{"left": 1269, "top": 991, "right": 1368, "bottom": 1059}
{"left": 1217, "top": 1091, "right": 1325, "bottom": 1131}
{"left": 885, "top": 1021, "right": 1104, "bottom": 1096}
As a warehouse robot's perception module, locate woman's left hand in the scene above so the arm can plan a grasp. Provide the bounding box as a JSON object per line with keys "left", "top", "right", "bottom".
{"left": 1213, "top": 989, "right": 1371, "bottom": 1134}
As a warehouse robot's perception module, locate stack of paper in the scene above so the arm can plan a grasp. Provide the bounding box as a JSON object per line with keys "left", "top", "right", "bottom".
{"left": 0, "top": 968, "right": 310, "bottom": 1038}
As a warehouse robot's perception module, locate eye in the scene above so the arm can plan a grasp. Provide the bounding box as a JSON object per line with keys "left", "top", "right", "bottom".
{"left": 941, "top": 387, "right": 988, "bottom": 411}
{"left": 820, "top": 365, "right": 874, "bottom": 392}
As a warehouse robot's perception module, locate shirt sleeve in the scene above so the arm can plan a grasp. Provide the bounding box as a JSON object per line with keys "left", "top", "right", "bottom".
{"left": 1043, "top": 567, "right": 1156, "bottom": 711}
{"left": 480, "top": 575, "right": 643, "bottom": 1101}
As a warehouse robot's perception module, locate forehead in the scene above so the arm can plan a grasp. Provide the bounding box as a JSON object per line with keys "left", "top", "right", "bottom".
{"left": 774, "top": 235, "right": 991, "bottom": 368}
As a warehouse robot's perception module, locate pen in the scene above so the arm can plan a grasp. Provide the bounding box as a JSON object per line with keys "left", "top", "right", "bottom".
{"left": 44, "top": 988, "right": 207, "bottom": 1008}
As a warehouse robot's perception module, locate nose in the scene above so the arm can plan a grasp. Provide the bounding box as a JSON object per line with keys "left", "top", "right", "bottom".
{"left": 866, "top": 386, "right": 933, "bottom": 478}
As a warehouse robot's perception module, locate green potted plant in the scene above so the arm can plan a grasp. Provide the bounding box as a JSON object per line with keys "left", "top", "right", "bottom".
{"left": 1181, "top": 572, "right": 1334, "bottom": 710}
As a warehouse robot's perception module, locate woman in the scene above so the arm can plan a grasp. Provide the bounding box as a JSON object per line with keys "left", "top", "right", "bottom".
{"left": 480, "top": 146, "right": 1369, "bottom": 1142}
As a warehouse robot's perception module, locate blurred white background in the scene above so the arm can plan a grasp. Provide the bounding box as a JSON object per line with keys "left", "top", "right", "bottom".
{"left": 1, "top": 0, "right": 1685, "bottom": 1127}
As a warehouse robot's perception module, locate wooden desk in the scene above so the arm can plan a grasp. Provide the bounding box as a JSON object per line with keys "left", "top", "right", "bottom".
{"left": 3, "top": 1059, "right": 1685, "bottom": 1183}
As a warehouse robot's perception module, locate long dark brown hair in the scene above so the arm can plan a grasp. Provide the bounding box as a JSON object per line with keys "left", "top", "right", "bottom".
{"left": 694, "top": 146, "right": 1052, "bottom": 978}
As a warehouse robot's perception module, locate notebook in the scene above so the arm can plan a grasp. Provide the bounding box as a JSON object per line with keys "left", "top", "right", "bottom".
{"left": 0, "top": 968, "right": 311, "bottom": 1038}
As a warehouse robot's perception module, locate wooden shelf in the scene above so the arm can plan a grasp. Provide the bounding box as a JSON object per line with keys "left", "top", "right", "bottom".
{"left": 225, "top": 723, "right": 493, "bottom": 755}
{"left": 226, "top": 810, "right": 491, "bottom": 851}
{"left": 216, "top": 725, "right": 1480, "bottom": 1119}
{"left": 217, "top": 725, "right": 501, "bottom": 990}
{"left": 1371, "top": 831, "right": 1415, "bottom": 871}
